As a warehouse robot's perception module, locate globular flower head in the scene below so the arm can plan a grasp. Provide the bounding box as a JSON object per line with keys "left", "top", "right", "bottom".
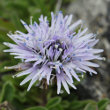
{"left": 4, "top": 12, "right": 103, "bottom": 94}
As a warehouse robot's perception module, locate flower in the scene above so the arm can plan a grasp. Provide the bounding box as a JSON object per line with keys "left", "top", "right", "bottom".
{"left": 4, "top": 11, "right": 103, "bottom": 94}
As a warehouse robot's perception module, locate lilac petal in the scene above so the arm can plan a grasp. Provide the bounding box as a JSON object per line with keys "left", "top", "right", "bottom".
{"left": 78, "top": 28, "right": 88, "bottom": 37}
{"left": 27, "top": 78, "right": 38, "bottom": 91}
{"left": 65, "top": 15, "right": 73, "bottom": 27}
{"left": 25, "top": 58, "right": 39, "bottom": 62}
{"left": 64, "top": 75, "right": 76, "bottom": 89}
{"left": 75, "top": 62, "right": 97, "bottom": 74}
{"left": 33, "top": 60, "right": 43, "bottom": 67}
{"left": 69, "top": 68, "right": 80, "bottom": 81}
{"left": 54, "top": 49, "right": 62, "bottom": 60}
{"left": 80, "top": 61, "right": 99, "bottom": 67}
{"left": 32, "top": 67, "right": 44, "bottom": 80}
{"left": 20, "top": 71, "right": 35, "bottom": 85}
{"left": 39, "top": 70, "right": 46, "bottom": 81}
{"left": 68, "top": 20, "right": 82, "bottom": 32}
{"left": 47, "top": 68, "right": 52, "bottom": 85}
{"left": 74, "top": 33, "right": 94, "bottom": 44}
{"left": 61, "top": 78, "right": 70, "bottom": 94}
{"left": 56, "top": 74, "right": 61, "bottom": 94}
{"left": 56, "top": 66, "right": 60, "bottom": 74}
{"left": 20, "top": 20, "right": 32, "bottom": 33}
{"left": 16, "top": 67, "right": 34, "bottom": 77}
{"left": 88, "top": 49, "right": 104, "bottom": 54}
{"left": 89, "top": 39, "right": 99, "bottom": 47}
{"left": 3, "top": 42, "right": 18, "bottom": 48}
{"left": 63, "top": 66, "right": 73, "bottom": 82}
{"left": 65, "top": 63, "right": 80, "bottom": 81}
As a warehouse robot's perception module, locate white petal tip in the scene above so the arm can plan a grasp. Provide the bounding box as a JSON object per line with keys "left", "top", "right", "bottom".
{"left": 93, "top": 72, "right": 97, "bottom": 74}
{"left": 77, "top": 20, "right": 83, "bottom": 25}
{"left": 3, "top": 50, "right": 7, "bottom": 52}
{"left": 4, "top": 66, "right": 12, "bottom": 69}
{"left": 12, "top": 75, "right": 17, "bottom": 78}
{"left": 47, "top": 82, "right": 49, "bottom": 85}
{"left": 27, "top": 89, "right": 30, "bottom": 91}
{"left": 27, "top": 87, "right": 31, "bottom": 91}
{"left": 3, "top": 42, "right": 7, "bottom": 45}
{"left": 76, "top": 77, "right": 80, "bottom": 82}
{"left": 16, "top": 74, "right": 21, "bottom": 77}
{"left": 102, "top": 57, "right": 106, "bottom": 61}
{"left": 7, "top": 33, "right": 10, "bottom": 36}
{"left": 57, "top": 92, "right": 60, "bottom": 95}
{"left": 67, "top": 91, "right": 70, "bottom": 94}
{"left": 101, "top": 50, "right": 104, "bottom": 52}
{"left": 4, "top": 66, "right": 7, "bottom": 69}
{"left": 20, "top": 19, "right": 23, "bottom": 22}
{"left": 74, "top": 87, "right": 77, "bottom": 90}
{"left": 20, "top": 82, "right": 24, "bottom": 86}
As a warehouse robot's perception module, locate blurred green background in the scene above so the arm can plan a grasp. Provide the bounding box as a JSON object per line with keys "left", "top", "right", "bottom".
{"left": 0, "top": 0, "right": 109, "bottom": 110}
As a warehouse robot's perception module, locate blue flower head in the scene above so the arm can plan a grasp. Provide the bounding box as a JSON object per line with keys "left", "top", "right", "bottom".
{"left": 4, "top": 12, "right": 103, "bottom": 94}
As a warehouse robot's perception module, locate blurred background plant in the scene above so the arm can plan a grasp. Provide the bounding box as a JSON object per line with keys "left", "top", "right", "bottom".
{"left": 0, "top": 0, "right": 110, "bottom": 110}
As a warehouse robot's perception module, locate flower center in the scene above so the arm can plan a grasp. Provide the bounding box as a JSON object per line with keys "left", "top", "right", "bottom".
{"left": 46, "top": 40, "right": 66, "bottom": 62}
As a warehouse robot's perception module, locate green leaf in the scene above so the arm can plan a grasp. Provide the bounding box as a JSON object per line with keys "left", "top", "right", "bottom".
{"left": 14, "top": 90, "right": 27, "bottom": 103}
{"left": 55, "top": 105, "right": 63, "bottom": 110}
{"left": 0, "top": 18, "right": 15, "bottom": 34}
{"left": 70, "top": 100, "right": 95, "bottom": 110}
{"left": 84, "top": 103, "right": 98, "bottom": 110}
{"left": 25, "top": 106, "right": 48, "bottom": 110}
{"left": 46, "top": 97, "right": 61, "bottom": 109}
{"left": 98, "top": 98, "right": 110, "bottom": 110}
{"left": 61, "top": 100, "right": 69, "bottom": 109}
{"left": 0, "top": 81, "right": 15, "bottom": 102}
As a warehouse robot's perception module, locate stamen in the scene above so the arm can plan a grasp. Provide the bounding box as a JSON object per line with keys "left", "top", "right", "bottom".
{"left": 54, "top": 49, "right": 62, "bottom": 60}
{"left": 60, "top": 64, "right": 63, "bottom": 68}
{"left": 66, "top": 57, "right": 71, "bottom": 62}
{"left": 73, "top": 54, "right": 76, "bottom": 56}
{"left": 59, "top": 48, "right": 63, "bottom": 52}
{"left": 55, "top": 44, "right": 58, "bottom": 48}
